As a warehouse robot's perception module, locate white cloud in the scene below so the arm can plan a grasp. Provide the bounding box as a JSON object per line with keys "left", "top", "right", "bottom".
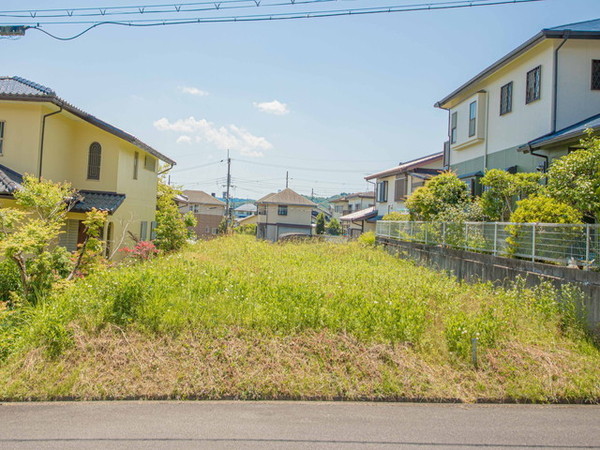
{"left": 179, "top": 86, "right": 209, "bottom": 96}
{"left": 176, "top": 135, "right": 192, "bottom": 144}
{"left": 253, "top": 100, "right": 289, "bottom": 116}
{"left": 154, "top": 116, "right": 272, "bottom": 157}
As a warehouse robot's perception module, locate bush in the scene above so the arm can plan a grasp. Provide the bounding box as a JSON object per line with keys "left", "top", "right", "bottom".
{"left": 235, "top": 223, "right": 257, "bottom": 235}
{"left": 315, "top": 213, "right": 326, "bottom": 235}
{"left": 357, "top": 231, "right": 376, "bottom": 246}
{"left": 154, "top": 181, "right": 197, "bottom": 252}
{"left": 326, "top": 218, "right": 342, "bottom": 235}
{"left": 406, "top": 172, "right": 469, "bottom": 221}
{"left": 0, "top": 259, "right": 21, "bottom": 303}
{"left": 479, "top": 169, "right": 542, "bottom": 221}
{"left": 509, "top": 196, "right": 583, "bottom": 224}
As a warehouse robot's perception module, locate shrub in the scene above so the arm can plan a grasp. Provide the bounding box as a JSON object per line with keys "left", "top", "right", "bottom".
{"left": 326, "top": 218, "right": 342, "bottom": 235}
{"left": 509, "top": 196, "right": 583, "bottom": 224}
{"left": 154, "top": 181, "right": 197, "bottom": 251}
{"left": 479, "top": 169, "right": 542, "bottom": 221}
{"left": 235, "top": 223, "right": 257, "bottom": 235}
{"left": 120, "top": 241, "right": 159, "bottom": 261}
{"left": 0, "top": 259, "right": 20, "bottom": 303}
{"left": 546, "top": 131, "right": 600, "bottom": 222}
{"left": 357, "top": 231, "right": 376, "bottom": 246}
{"left": 406, "top": 172, "right": 469, "bottom": 221}
{"left": 315, "top": 213, "right": 326, "bottom": 235}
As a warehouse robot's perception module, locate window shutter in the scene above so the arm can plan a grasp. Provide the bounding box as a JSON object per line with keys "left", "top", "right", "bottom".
{"left": 394, "top": 177, "right": 407, "bottom": 201}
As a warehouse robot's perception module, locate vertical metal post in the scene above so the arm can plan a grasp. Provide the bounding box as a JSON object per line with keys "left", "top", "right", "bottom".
{"left": 464, "top": 223, "right": 468, "bottom": 249}
{"left": 471, "top": 338, "right": 478, "bottom": 369}
{"left": 585, "top": 224, "right": 590, "bottom": 265}
{"left": 531, "top": 223, "right": 536, "bottom": 262}
{"left": 442, "top": 222, "right": 446, "bottom": 247}
{"left": 425, "top": 225, "right": 428, "bottom": 244}
{"left": 493, "top": 222, "right": 498, "bottom": 256}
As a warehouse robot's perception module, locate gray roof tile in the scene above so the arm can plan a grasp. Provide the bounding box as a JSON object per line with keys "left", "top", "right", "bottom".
{"left": 0, "top": 164, "right": 23, "bottom": 194}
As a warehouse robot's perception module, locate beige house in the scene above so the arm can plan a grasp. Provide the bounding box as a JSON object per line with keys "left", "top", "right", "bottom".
{"left": 365, "top": 152, "right": 443, "bottom": 216}
{"left": 0, "top": 76, "right": 175, "bottom": 257}
{"left": 180, "top": 190, "right": 225, "bottom": 237}
{"left": 256, "top": 188, "right": 316, "bottom": 242}
{"left": 340, "top": 206, "right": 377, "bottom": 238}
{"left": 436, "top": 18, "right": 600, "bottom": 193}
{"left": 330, "top": 192, "right": 375, "bottom": 220}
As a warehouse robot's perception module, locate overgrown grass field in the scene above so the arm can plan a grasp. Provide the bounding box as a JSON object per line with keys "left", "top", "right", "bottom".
{"left": 1, "top": 235, "right": 599, "bottom": 402}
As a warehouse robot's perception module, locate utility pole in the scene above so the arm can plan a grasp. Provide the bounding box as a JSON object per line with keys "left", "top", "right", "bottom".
{"left": 311, "top": 188, "right": 314, "bottom": 201}
{"left": 225, "top": 150, "right": 232, "bottom": 231}
{"left": 286, "top": 171, "right": 289, "bottom": 189}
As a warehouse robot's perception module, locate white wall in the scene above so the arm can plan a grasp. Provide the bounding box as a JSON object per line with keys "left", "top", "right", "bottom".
{"left": 556, "top": 39, "right": 600, "bottom": 130}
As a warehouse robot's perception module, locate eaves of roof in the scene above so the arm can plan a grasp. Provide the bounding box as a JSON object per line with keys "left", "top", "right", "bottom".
{"left": 365, "top": 152, "right": 443, "bottom": 181}
{"left": 435, "top": 24, "right": 600, "bottom": 109}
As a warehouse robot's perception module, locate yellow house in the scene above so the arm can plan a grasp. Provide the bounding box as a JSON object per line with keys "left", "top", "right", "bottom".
{"left": 0, "top": 76, "right": 175, "bottom": 257}
{"left": 256, "top": 188, "right": 316, "bottom": 242}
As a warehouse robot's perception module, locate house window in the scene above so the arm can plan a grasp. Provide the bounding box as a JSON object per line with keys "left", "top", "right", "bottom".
{"left": 500, "top": 81, "right": 513, "bottom": 115}
{"left": 133, "top": 151, "right": 139, "bottom": 180}
{"left": 144, "top": 155, "right": 156, "bottom": 172}
{"left": 468, "top": 101, "right": 477, "bottom": 137}
{"left": 376, "top": 180, "right": 388, "bottom": 202}
{"left": 87, "top": 142, "right": 102, "bottom": 180}
{"left": 394, "top": 176, "right": 407, "bottom": 201}
{"left": 0, "top": 121, "right": 5, "bottom": 155}
{"left": 450, "top": 112, "right": 457, "bottom": 144}
{"left": 278, "top": 205, "right": 288, "bottom": 216}
{"left": 526, "top": 66, "right": 541, "bottom": 104}
{"left": 592, "top": 60, "right": 600, "bottom": 90}
{"left": 150, "top": 221, "right": 157, "bottom": 240}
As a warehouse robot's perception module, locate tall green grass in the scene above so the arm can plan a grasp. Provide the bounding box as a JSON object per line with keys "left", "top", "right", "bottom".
{"left": 1, "top": 235, "right": 592, "bottom": 364}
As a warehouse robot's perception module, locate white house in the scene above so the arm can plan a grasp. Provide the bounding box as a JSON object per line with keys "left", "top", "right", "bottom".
{"left": 365, "top": 152, "right": 444, "bottom": 216}
{"left": 435, "top": 18, "right": 600, "bottom": 194}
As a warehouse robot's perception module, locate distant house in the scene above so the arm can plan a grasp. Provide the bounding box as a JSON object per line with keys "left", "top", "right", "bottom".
{"left": 435, "top": 18, "right": 600, "bottom": 194}
{"left": 256, "top": 188, "right": 317, "bottom": 242}
{"left": 234, "top": 203, "right": 257, "bottom": 218}
{"left": 340, "top": 206, "right": 378, "bottom": 238}
{"left": 180, "top": 190, "right": 225, "bottom": 237}
{"left": 365, "top": 152, "right": 444, "bottom": 216}
{"left": 0, "top": 76, "right": 175, "bottom": 258}
{"left": 330, "top": 192, "right": 375, "bottom": 220}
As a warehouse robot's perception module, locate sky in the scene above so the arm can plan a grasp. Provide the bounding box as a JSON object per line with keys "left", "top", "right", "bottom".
{"left": 1, "top": 0, "right": 598, "bottom": 199}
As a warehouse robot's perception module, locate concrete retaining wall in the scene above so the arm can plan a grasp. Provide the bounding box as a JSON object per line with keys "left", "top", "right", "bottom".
{"left": 377, "top": 237, "right": 600, "bottom": 328}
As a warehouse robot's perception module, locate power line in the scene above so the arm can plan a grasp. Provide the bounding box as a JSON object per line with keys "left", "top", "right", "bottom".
{"left": 234, "top": 158, "right": 380, "bottom": 173}
{"left": 10, "top": 0, "right": 542, "bottom": 40}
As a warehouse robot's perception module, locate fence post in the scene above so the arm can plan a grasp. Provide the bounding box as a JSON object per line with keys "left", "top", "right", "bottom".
{"left": 464, "top": 223, "right": 468, "bottom": 249}
{"left": 586, "top": 224, "right": 591, "bottom": 264}
{"left": 531, "top": 223, "right": 536, "bottom": 262}
{"left": 442, "top": 222, "right": 446, "bottom": 247}
{"left": 493, "top": 222, "right": 498, "bottom": 256}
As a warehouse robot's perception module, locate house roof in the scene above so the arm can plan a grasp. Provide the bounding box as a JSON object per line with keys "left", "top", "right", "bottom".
{"left": 330, "top": 191, "right": 374, "bottom": 203}
{"left": 0, "top": 164, "right": 125, "bottom": 214}
{"left": 256, "top": 188, "right": 317, "bottom": 207}
{"left": 435, "top": 18, "right": 600, "bottom": 109}
{"left": 340, "top": 206, "right": 378, "bottom": 222}
{"left": 71, "top": 190, "right": 126, "bottom": 214}
{"left": 520, "top": 112, "right": 600, "bottom": 151}
{"left": 0, "top": 76, "right": 175, "bottom": 165}
{"left": 234, "top": 203, "right": 257, "bottom": 212}
{"left": 365, "top": 152, "right": 444, "bottom": 181}
{"left": 182, "top": 189, "right": 226, "bottom": 206}
{"left": 0, "top": 164, "right": 23, "bottom": 194}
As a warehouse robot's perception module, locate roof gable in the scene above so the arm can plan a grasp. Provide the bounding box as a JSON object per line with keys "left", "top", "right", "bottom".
{"left": 256, "top": 188, "right": 317, "bottom": 207}
{"left": 365, "top": 152, "right": 443, "bottom": 181}
{"left": 182, "top": 190, "right": 226, "bottom": 206}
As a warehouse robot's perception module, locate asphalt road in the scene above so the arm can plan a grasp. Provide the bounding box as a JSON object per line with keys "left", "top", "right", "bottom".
{"left": 1, "top": 401, "right": 599, "bottom": 449}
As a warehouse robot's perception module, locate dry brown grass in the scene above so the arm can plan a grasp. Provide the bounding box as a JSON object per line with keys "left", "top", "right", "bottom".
{"left": 1, "top": 325, "right": 598, "bottom": 403}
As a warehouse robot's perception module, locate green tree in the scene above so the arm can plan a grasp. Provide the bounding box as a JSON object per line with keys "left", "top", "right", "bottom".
{"left": 405, "top": 171, "right": 469, "bottom": 221}
{"left": 546, "top": 131, "right": 600, "bottom": 222}
{"left": 0, "top": 176, "right": 107, "bottom": 303}
{"left": 382, "top": 211, "right": 409, "bottom": 221}
{"left": 479, "top": 169, "right": 542, "bottom": 221}
{"left": 509, "top": 195, "right": 582, "bottom": 224}
{"left": 326, "top": 218, "right": 342, "bottom": 235}
{"left": 315, "top": 212, "right": 326, "bottom": 235}
{"left": 154, "top": 180, "right": 197, "bottom": 252}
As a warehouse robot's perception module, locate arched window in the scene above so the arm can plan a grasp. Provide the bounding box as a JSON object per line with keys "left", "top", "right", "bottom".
{"left": 87, "top": 142, "right": 102, "bottom": 180}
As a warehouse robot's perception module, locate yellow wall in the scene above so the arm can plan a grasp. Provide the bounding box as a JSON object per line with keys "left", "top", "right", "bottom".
{"left": 0, "top": 100, "right": 164, "bottom": 257}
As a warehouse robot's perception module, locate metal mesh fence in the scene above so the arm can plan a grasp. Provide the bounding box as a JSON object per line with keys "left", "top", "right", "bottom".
{"left": 376, "top": 221, "right": 600, "bottom": 268}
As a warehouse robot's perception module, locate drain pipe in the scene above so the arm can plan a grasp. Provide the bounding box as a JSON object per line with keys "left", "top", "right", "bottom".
{"left": 552, "top": 32, "right": 570, "bottom": 133}
{"left": 38, "top": 104, "right": 63, "bottom": 180}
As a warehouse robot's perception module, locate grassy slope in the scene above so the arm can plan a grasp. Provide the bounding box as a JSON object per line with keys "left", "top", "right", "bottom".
{"left": 1, "top": 236, "right": 599, "bottom": 402}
